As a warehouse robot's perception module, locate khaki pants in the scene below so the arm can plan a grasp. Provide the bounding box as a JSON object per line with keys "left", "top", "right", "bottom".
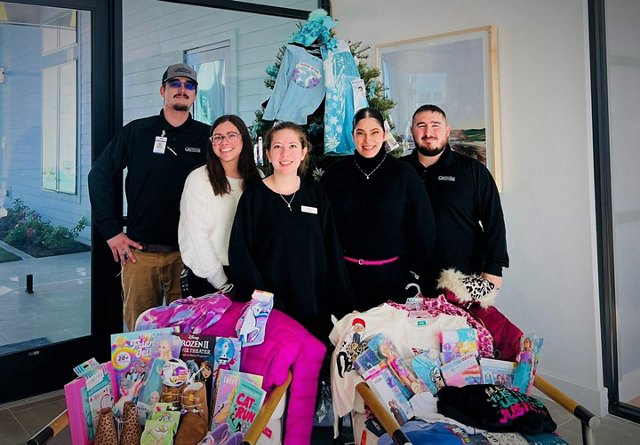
{"left": 121, "top": 250, "right": 184, "bottom": 330}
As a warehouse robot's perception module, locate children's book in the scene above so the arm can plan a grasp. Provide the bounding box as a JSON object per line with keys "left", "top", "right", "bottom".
{"left": 211, "top": 369, "right": 263, "bottom": 429}
{"left": 64, "top": 360, "right": 117, "bottom": 445}
{"left": 227, "top": 378, "right": 266, "bottom": 434}
{"left": 110, "top": 327, "right": 177, "bottom": 405}
{"left": 212, "top": 336, "right": 241, "bottom": 373}
{"left": 439, "top": 327, "right": 479, "bottom": 364}
{"left": 480, "top": 358, "right": 516, "bottom": 388}
{"left": 440, "top": 351, "right": 482, "bottom": 387}
{"left": 177, "top": 332, "right": 217, "bottom": 421}
{"left": 411, "top": 351, "right": 445, "bottom": 395}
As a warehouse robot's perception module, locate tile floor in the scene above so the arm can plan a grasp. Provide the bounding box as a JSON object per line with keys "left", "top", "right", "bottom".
{"left": 2, "top": 389, "right": 640, "bottom": 445}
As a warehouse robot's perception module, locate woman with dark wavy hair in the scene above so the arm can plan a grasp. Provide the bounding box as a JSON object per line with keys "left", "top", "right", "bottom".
{"left": 322, "top": 107, "right": 436, "bottom": 310}
{"left": 179, "top": 114, "right": 261, "bottom": 297}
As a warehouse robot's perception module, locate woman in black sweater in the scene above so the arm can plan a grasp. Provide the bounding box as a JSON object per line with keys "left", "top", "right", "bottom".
{"left": 229, "top": 121, "right": 353, "bottom": 341}
{"left": 322, "top": 107, "right": 436, "bottom": 310}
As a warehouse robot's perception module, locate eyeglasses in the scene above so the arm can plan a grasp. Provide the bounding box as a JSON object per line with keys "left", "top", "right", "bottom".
{"left": 211, "top": 132, "right": 240, "bottom": 145}
{"left": 165, "top": 79, "right": 196, "bottom": 91}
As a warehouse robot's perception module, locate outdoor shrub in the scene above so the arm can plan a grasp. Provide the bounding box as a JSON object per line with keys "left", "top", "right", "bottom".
{"left": 0, "top": 198, "right": 89, "bottom": 257}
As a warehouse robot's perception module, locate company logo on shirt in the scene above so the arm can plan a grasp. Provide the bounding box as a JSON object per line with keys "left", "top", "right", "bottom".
{"left": 438, "top": 175, "right": 456, "bottom": 182}
{"left": 184, "top": 147, "right": 201, "bottom": 153}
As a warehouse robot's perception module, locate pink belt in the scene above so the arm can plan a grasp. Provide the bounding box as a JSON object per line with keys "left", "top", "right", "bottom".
{"left": 344, "top": 256, "right": 399, "bottom": 266}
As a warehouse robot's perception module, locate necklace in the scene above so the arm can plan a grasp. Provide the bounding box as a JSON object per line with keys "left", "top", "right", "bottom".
{"left": 278, "top": 192, "right": 296, "bottom": 211}
{"left": 354, "top": 152, "right": 387, "bottom": 180}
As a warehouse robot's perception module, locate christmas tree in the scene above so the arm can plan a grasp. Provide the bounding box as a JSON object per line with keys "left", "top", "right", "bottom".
{"left": 250, "top": 9, "right": 397, "bottom": 180}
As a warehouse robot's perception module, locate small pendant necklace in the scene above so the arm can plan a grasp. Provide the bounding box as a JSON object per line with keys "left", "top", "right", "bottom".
{"left": 354, "top": 152, "right": 387, "bottom": 180}
{"left": 278, "top": 192, "right": 296, "bottom": 211}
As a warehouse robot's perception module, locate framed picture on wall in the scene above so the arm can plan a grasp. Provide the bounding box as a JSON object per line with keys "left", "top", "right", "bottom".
{"left": 376, "top": 26, "right": 502, "bottom": 190}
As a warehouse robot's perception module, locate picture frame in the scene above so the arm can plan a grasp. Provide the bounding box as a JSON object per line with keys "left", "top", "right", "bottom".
{"left": 376, "top": 26, "right": 502, "bottom": 190}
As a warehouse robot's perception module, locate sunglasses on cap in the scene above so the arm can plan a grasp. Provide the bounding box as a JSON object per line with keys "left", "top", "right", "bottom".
{"left": 165, "top": 79, "right": 196, "bottom": 91}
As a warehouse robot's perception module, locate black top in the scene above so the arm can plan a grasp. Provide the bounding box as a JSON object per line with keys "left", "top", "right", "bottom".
{"left": 88, "top": 110, "right": 209, "bottom": 245}
{"left": 322, "top": 149, "right": 436, "bottom": 307}
{"left": 403, "top": 146, "right": 509, "bottom": 292}
{"left": 229, "top": 178, "right": 353, "bottom": 338}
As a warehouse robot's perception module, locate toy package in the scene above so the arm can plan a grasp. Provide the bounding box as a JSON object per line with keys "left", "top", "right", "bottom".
{"left": 366, "top": 333, "right": 428, "bottom": 398}
{"left": 136, "top": 358, "right": 165, "bottom": 424}
{"left": 353, "top": 347, "right": 384, "bottom": 378}
{"left": 365, "top": 366, "right": 414, "bottom": 426}
{"left": 439, "top": 327, "right": 479, "bottom": 364}
{"left": 410, "top": 350, "right": 445, "bottom": 395}
{"left": 236, "top": 290, "right": 273, "bottom": 346}
{"left": 440, "top": 351, "right": 482, "bottom": 387}
{"left": 480, "top": 358, "right": 516, "bottom": 388}
{"left": 513, "top": 334, "right": 544, "bottom": 394}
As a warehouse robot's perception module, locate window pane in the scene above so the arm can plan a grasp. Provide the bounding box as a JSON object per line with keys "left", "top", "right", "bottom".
{"left": 186, "top": 44, "right": 229, "bottom": 125}
{"left": 41, "top": 66, "right": 59, "bottom": 190}
{"left": 58, "top": 60, "right": 77, "bottom": 194}
{"left": 0, "top": 5, "right": 91, "bottom": 356}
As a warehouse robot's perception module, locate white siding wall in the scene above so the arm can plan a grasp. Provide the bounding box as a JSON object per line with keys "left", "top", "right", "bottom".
{"left": 0, "top": 12, "right": 92, "bottom": 243}
{"left": 122, "top": 0, "right": 303, "bottom": 127}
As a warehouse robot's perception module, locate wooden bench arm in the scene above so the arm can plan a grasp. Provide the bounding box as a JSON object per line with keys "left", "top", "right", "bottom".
{"left": 27, "top": 409, "right": 68, "bottom": 445}
{"left": 534, "top": 374, "right": 600, "bottom": 445}
{"left": 355, "top": 381, "right": 412, "bottom": 445}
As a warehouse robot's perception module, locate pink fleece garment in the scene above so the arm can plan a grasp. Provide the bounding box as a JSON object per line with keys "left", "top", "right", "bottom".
{"left": 202, "top": 301, "right": 326, "bottom": 445}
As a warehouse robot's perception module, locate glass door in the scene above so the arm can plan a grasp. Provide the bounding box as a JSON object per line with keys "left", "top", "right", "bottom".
{"left": 0, "top": 0, "right": 115, "bottom": 403}
{"left": 604, "top": 0, "right": 640, "bottom": 422}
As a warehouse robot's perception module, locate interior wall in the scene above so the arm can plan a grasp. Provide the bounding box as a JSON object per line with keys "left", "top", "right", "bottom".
{"left": 331, "top": 0, "right": 607, "bottom": 414}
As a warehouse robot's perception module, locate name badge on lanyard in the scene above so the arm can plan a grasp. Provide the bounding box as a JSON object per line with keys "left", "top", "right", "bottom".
{"left": 153, "top": 130, "right": 167, "bottom": 154}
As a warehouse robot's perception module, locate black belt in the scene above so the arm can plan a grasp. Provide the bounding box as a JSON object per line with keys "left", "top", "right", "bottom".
{"left": 139, "top": 243, "right": 179, "bottom": 253}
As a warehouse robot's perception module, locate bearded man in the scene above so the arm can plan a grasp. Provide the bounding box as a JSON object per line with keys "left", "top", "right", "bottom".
{"left": 404, "top": 104, "right": 509, "bottom": 295}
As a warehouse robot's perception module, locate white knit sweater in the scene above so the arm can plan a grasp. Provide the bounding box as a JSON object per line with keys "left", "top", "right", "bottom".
{"left": 178, "top": 165, "right": 242, "bottom": 288}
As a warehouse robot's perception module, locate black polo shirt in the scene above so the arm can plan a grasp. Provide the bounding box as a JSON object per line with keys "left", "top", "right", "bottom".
{"left": 88, "top": 110, "right": 209, "bottom": 246}
{"left": 403, "top": 146, "right": 509, "bottom": 291}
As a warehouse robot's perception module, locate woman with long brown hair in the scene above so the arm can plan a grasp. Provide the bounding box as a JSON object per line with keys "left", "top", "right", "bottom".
{"left": 179, "top": 115, "right": 260, "bottom": 297}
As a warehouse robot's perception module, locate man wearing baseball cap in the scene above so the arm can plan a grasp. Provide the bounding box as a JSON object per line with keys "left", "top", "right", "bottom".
{"left": 89, "top": 63, "right": 210, "bottom": 330}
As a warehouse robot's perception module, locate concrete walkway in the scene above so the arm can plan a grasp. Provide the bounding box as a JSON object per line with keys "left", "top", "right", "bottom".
{"left": 0, "top": 241, "right": 91, "bottom": 349}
